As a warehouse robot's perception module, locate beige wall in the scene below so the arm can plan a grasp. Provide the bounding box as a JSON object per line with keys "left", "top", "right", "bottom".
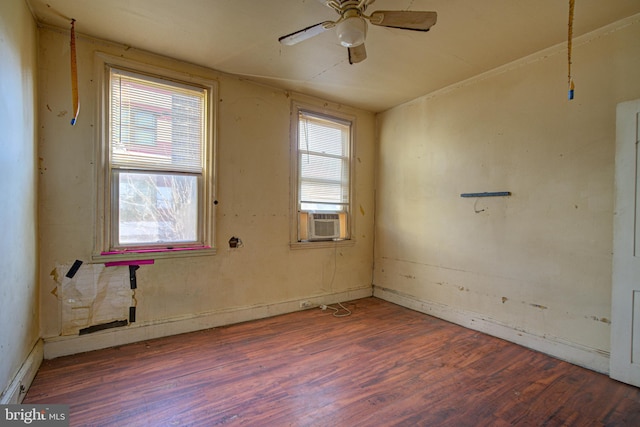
{"left": 374, "top": 16, "right": 640, "bottom": 372}
{"left": 38, "top": 27, "right": 375, "bottom": 356}
{"left": 0, "top": 0, "right": 40, "bottom": 400}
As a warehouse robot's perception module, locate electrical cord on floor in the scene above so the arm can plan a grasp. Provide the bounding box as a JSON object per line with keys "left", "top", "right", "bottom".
{"left": 317, "top": 237, "right": 351, "bottom": 317}
{"left": 320, "top": 302, "right": 351, "bottom": 317}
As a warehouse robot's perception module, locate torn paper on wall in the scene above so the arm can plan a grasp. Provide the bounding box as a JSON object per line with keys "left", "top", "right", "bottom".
{"left": 52, "top": 262, "right": 133, "bottom": 336}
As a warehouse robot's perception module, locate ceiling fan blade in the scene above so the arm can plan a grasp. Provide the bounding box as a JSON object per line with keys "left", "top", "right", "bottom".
{"left": 278, "top": 22, "right": 333, "bottom": 46}
{"left": 368, "top": 11, "right": 437, "bottom": 31}
{"left": 348, "top": 44, "right": 367, "bottom": 64}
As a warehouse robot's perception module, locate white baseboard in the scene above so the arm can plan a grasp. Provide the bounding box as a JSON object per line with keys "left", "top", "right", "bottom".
{"left": 44, "top": 287, "right": 373, "bottom": 359}
{"left": 373, "top": 286, "right": 610, "bottom": 374}
{"left": 0, "top": 340, "right": 43, "bottom": 404}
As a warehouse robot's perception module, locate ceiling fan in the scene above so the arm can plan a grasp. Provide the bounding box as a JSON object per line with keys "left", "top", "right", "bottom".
{"left": 278, "top": 0, "right": 437, "bottom": 64}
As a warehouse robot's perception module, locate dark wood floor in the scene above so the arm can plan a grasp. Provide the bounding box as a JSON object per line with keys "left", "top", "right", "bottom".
{"left": 25, "top": 297, "right": 640, "bottom": 426}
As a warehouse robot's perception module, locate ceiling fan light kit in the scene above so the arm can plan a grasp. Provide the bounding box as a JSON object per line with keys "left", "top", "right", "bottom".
{"left": 278, "top": 0, "right": 437, "bottom": 64}
{"left": 336, "top": 15, "right": 366, "bottom": 47}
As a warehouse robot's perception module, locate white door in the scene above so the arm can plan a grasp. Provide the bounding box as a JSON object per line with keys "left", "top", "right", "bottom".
{"left": 611, "top": 99, "right": 640, "bottom": 386}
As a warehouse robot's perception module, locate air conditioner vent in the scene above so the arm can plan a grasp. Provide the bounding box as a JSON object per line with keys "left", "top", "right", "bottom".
{"left": 313, "top": 213, "right": 339, "bottom": 220}
{"left": 308, "top": 212, "right": 340, "bottom": 240}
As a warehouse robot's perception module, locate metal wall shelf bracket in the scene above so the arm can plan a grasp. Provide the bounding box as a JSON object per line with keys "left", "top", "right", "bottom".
{"left": 460, "top": 192, "right": 511, "bottom": 198}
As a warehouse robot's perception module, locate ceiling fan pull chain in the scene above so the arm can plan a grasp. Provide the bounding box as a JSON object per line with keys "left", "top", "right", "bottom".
{"left": 567, "top": 0, "right": 575, "bottom": 100}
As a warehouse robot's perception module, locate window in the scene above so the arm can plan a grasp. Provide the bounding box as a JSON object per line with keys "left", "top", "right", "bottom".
{"left": 291, "top": 104, "right": 354, "bottom": 244}
{"left": 95, "top": 55, "right": 216, "bottom": 260}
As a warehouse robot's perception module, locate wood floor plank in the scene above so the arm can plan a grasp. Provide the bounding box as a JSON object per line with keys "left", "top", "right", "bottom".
{"left": 24, "top": 298, "right": 640, "bottom": 426}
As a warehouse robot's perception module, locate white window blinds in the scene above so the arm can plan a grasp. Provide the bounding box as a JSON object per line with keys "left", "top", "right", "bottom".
{"left": 298, "top": 111, "right": 350, "bottom": 211}
{"left": 110, "top": 67, "right": 205, "bottom": 173}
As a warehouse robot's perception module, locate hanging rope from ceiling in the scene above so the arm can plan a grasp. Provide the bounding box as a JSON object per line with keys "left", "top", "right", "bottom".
{"left": 70, "top": 19, "right": 80, "bottom": 125}
{"left": 567, "top": 0, "right": 575, "bottom": 100}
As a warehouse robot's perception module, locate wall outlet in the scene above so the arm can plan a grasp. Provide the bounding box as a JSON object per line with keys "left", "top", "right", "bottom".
{"left": 299, "top": 300, "right": 312, "bottom": 308}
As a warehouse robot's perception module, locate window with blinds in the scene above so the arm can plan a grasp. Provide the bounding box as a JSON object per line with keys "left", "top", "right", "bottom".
{"left": 294, "top": 108, "right": 353, "bottom": 242}
{"left": 298, "top": 111, "right": 350, "bottom": 212}
{"left": 110, "top": 68, "right": 205, "bottom": 173}
{"left": 105, "top": 65, "right": 213, "bottom": 250}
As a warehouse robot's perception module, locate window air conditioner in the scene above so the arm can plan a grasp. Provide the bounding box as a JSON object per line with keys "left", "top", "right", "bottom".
{"left": 308, "top": 213, "right": 340, "bottom": 240}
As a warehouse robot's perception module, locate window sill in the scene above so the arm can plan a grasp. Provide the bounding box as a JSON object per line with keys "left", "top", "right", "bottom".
{"left": 290, "top": 239, "right": 355, "bottom": 250}
{"left": 92, "top": 246, "right": 216, "bottom": 263}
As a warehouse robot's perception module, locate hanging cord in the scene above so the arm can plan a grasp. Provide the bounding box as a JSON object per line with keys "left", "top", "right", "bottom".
{"left": 301, "top": 114, "right": 310, "bottom": 164}
{"left": 70, "top": 19, "right": 80, "bottom": 125}
{"left": 567, "top": 0, "right": 575, "bottom": 100}
{"left": 319, "top": 241, "right": 351, "bottom": 317}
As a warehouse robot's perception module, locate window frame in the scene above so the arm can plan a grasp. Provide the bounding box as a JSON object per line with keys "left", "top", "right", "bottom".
{"left": 93, "top": 53, "right": 217, "bottom": 262}
{"left": 290, "top": 100, "right": 356, "bottom": 249}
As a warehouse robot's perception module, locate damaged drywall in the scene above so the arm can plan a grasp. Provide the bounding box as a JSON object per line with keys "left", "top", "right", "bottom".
{"left": 51, "top": 262, "right": 134, "bottom": 335}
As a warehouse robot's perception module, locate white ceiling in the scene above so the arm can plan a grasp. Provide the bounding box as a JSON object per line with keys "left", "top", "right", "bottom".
{"left": 27, "top": 0, "right": 640, "bottom": 112}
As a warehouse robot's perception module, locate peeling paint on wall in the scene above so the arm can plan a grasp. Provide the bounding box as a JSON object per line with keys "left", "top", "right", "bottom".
{"left": 51, "top": 262, "right": 133, "bottom": 335}
{"left": 586, "top": 315, "right": 611, "bottom": 324}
